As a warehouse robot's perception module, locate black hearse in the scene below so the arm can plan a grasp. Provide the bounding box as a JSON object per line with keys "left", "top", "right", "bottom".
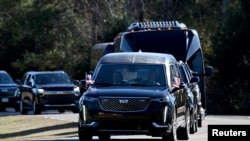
{"left": 78, "top": 52, "right": 192, "bottom": 141}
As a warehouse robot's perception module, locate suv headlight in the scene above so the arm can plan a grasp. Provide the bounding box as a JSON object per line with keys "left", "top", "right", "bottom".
{"left": 74, "top": 87, "right": 80, "bottom": 96}
{"left": 37, "top": 88, "right": 45, "bottom": 97}
{"left": 165, "top": 95, "right": 170, "bottom": 102}
{"left": 14, "top": 89, "right": 20, "bottom": 97}
{"left": 38, "top": 88, "right": 44, "bottom": 94}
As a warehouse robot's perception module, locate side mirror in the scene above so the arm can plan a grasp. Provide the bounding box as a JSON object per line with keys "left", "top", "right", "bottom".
{"left": 192, "top": 66, "right": 213, "bottom": 77}
{"left": 79, "top": 79, "right": 87, "bottom": 88}
{"left": 77, "top": 79, "right": 87, "bottom": 95}
{"left": 190, "top": 76, "right": 200, "bottom": 83}
{"left": 72, "top": 80, "right": 80, "bottom": 86}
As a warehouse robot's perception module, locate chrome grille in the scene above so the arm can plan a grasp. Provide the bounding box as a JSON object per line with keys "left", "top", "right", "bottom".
{"left": 98, "top": 97, "right": 150, "bottom": 112}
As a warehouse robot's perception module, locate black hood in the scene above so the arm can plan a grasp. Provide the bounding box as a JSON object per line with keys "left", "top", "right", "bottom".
{"left": 36, "top": 83, "right": 76, "bottom": 91}
{"left": 84, "top": 86, "right": 169, "bottom": 98}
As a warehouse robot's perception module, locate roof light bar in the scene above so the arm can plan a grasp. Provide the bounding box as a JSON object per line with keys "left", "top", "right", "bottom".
{"left": 128, "top": 21, "right": 187, "bottom": 31}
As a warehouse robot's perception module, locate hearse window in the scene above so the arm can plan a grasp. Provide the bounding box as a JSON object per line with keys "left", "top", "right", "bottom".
{"left": 94, "top": 64, "right": 166, "bottom": 86}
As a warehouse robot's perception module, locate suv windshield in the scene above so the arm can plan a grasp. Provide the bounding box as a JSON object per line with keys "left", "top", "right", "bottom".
{"left": 0, "top": 73, "right": 14, "bottom": 84}
{"left": 35, "top": 73, "right": 71, "bottom": 84}
{"left": 94, "top": 64, "right": 166, "bottom": 86}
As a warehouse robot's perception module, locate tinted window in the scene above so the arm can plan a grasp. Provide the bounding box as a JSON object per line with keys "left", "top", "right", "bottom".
{"left": 0, "top": 73, "right": 14, "bottom": 84}
{"left": 178, "top": 65, "right": 188, "bottom": 83}
{"left": 94, "top": 64, "right": 166, "bottom": 86}
{"left": 35, "top": 73, "right": 71, "bottom": 84}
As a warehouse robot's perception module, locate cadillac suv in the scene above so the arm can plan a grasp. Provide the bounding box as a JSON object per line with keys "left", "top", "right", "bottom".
{"left": 78, "top": 52, "right": 191, "bottom": 141}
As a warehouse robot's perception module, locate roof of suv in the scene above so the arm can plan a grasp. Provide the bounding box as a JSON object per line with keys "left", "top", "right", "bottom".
{"left": 25, "top": 70, "right": 66, "bottom": 75}
{"left": 0, "top": 70, "right": 9, "bottom": 74}
{"left": 99, "top": 52, "right": 177, "bottom": 65}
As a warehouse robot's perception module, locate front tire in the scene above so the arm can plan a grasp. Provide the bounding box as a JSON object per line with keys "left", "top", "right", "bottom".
{"left": 98, "top": 133, "right": 111, "bottom": 141}
{"left": 162, "top": 109, "right": 177, "bottom": 141}
{"left": 20, "top": 99, "right": 28, "bottom": 115}
{"left": 190, "top": 109, "right": 196, "bottom": 134}
{"left": 198, "top": 114, "right": 202, "bottom": 127}
{"left": 198, "top": 108, "right": 203, "bottom": 127}
{"left": 0, "top": 103, "right": 5, "bottom": 112}
{"left": 31, "top": 98, "right": 41, "bottom": 115}
{"left": 78, "top": 125, "right": 92, "bottom": 141}
{"left": 194, "top": 112, "right": 198, "bottom": 132}
{"left": 198, "top": 106, "right": 203, "bottom": 127}
{"left": 177, "top": 108, "right": 190, "bottom": 140}
{"left": 14, "top": 104, "right": 20, "bottom": 112}
{"left": 72, "top": 107, "right": 79, "bottom": 113}
{"left": 58, "top": 109, "right": 65, "bottom": 113}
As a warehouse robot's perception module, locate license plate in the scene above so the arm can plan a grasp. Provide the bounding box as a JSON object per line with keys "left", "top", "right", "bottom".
{"left": 1, "top": 98, "right": 9, "bottom": 102}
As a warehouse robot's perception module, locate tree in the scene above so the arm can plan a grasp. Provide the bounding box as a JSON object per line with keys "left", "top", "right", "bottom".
{"left": 0, "top": 0, "right": 88, "bottom": 78}
{"left": 209, "top": 0, "right": 250, "bottom": 114}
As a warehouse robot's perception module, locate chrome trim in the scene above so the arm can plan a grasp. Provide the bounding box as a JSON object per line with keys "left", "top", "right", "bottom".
{"left": 83, "top": 105, "right": 86, "bottom": 122}
{"left": 44, "top": 104, "right": 76, "bottom": 107}
{"left": 44, "top": 91, "right": 75, "bottom": 95}
{"left": 163, "top": 106, "right": 168, "bottom": 123}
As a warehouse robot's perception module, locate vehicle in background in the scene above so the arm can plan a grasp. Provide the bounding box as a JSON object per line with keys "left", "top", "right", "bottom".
{"left": 179, "top": 61, "right": 206, "bottom": 128}
{"left": 89, "top": 21, "right": 213, "bottom": 117}
{"left": 177, "top": 61, "right": 201, "bottom": 134}
{"left": 78, "top": 52, "right": 191, "bottom": 141}
{"left": 89, "top": 42, "right": 115, "bottom": 71}
{"left": 0, "top": 70, "right": 20, "bottom": 111}
{"left": 18, "top": 70, "right": 80, "bottom": 114}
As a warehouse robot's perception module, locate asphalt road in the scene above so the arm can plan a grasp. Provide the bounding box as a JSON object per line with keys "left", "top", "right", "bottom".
{"left": 2, "top": 108, "right": 250, "bottom": 141}
{"left": 39, "top": 110, "right": 250, "bottom": 141}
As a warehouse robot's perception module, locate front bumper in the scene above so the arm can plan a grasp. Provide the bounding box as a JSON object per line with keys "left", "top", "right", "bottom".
{"left": 38, "top": 100, "right": 79, "bottom": 110}
{"left": 78, "top": 120, "right": 172, "bottom": 136}
{"left": 0, "top": 96, "right": 19, "bottom": 106}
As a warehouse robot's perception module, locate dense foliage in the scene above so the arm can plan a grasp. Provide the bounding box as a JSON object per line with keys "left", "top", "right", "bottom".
{"left": 0, "top": 0, "right": 249, "bottom": 115}
{"left": 208, "top": 0, "right": 250, "bottom": 115}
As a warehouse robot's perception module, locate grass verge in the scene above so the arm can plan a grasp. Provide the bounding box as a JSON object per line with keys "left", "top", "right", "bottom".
{"left": 0, "top": 115, "right": 77, "bottom": 141}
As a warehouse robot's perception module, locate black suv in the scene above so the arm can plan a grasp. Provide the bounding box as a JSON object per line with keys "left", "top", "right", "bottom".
{"left": 78, "top": 52, "right": 191, "bottom": 141}
{"left": 177, "top": 61, "right": 200, "bottom": 134}
{"left": 0, "top": 70, "right": 19, "bottom": 111}
{"left": 19, "top": 70, "right": 80, "bottom": 114}
{"left": 178, "top": 61, "right": 206, "bottom": 128}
